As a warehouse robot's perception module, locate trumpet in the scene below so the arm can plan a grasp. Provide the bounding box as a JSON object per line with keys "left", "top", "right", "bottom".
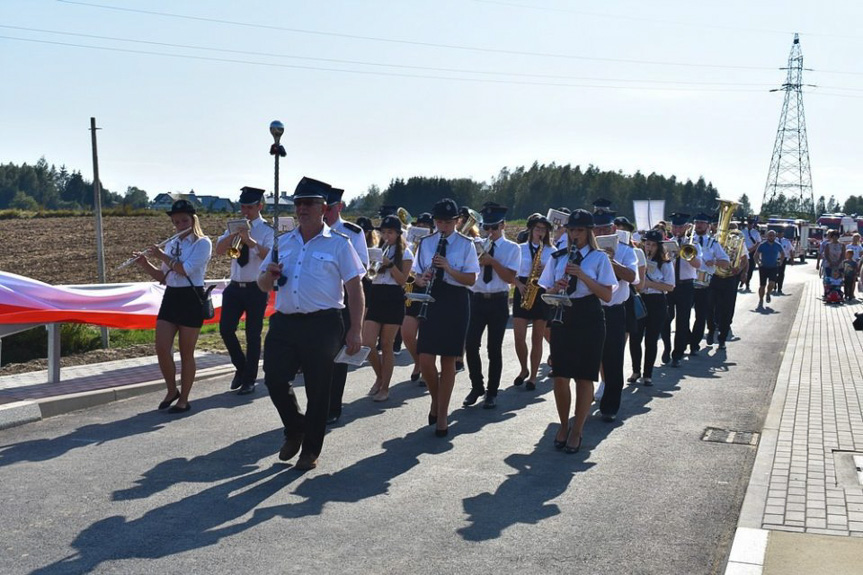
{"left": 225, "top": 219, "right": 252, "bottom": 258}
{"left": 117, "top": 228, "right": 193, "bottom": 269}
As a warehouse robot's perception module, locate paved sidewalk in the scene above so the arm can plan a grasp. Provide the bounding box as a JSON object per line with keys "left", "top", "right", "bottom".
{"left": 726, "top": 274, "right": 863, "bottom": 574}
{"left": 0, "top": 351, "right": 234, "bottom": 428}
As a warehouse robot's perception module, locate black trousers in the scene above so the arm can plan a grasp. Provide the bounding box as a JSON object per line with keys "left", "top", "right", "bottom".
{"left": 600, "top": 303, "right": 627, "bottom": 416}
{"left": 744, "top": 255, "right": 756, "bottom": 287}
{"left": 690, "top": 287, "right": 712, "bottom": 350}
{"left": 776, "top": 260, "right": 788, "bottom": 291}
{"left": 264, "top": 310, "right": 343, "bottom": 458}
{"left": 328, "top": 306, "right": 352, "bottom": 419}
{"left": 661, "top": 279, "right": 694, "bottom": 361}
{"left": 466, "top": 292, "right": 510, "bottom": 396}
{"left": 630, "top": 293, "right": 666, "bottom": 378}
{"left": 219, "top": 282, "right": 269, "bottom": 385}
{"left": 710, "top": 276, "right": 737, "bottom": 343}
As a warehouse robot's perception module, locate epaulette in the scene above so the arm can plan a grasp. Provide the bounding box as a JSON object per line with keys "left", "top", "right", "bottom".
{"left": 332, "top": 230, "right": 349, "bottom": 241}
{"left": 551, "top": 248, "right": 569, "bottom": 259}
{"left": 342, "top": 221, "right": 362, "bottom": 234}
{"left": 419, "top": 232, "right": 439, "bottom": 242}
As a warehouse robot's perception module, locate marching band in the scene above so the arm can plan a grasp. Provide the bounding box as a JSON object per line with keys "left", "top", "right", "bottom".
{"left": 130, "top": 182, "right": 765, "bottom": 469}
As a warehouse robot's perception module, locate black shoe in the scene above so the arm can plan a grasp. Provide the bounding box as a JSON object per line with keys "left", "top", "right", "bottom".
{"left": 671, "top": 358, "right": 681, "bottom": 368}
{"left": 514, "top": 371, "right": 528, "bottom": 386}
{"left": 661, "top": 351, "right": 671, "bottom": 365}
{"left": 158, "top": 391, "right": 180, "bottom": 410}
{"left": 564, "top": 434, "right": 582, "bottom": 454}
{"left": 525, "top": 380, "right": 536, "bottom": 391}
{"left": 718, "top": 342, "right": 727, "bottom": 350}
{"left": 455, "top": 361, "right": 465, "bottom": 373}
{"left": 229, "top": 372, "right": 242, "bottom": 391}
{"left": 553, "top": 438, "right": 566, "bottom": 449}
{"left": 237, "top": 383, "right": 255, "bottom": 395}
{"left": 482, "top": 394, "right": 497, "bottom": 409}
{"left": 601, "top": 413, "right": 616, "bottom": 423}
{"left": 326, "top": 413, "right": 340, "bottom": 425}
{"left": 642, "top": 377, "right": 653, "bottom": 387}
{"left": 428, "top": 414, "right": 438, "bottom": 426}
{"left": 410, "top": 371, "right": 421, "bottom": 382}
{"left": 463, "top": 389, "right": 484, "bottom": 407}
{"left": 689, "top": 345, "right": 700, "bottom": 356}
{"left": 279, "top": 433, "right": 304, "bottom": 461}
{"left": 168, "top": 403, "right": 191, "bottom": 413}
{"left": 706, "top": 332, "right": 715, "bottom": 346}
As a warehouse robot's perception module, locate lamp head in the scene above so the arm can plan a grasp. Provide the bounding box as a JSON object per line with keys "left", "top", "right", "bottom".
{"left": 269, "top": 120, "right": 284, "bottom": 145}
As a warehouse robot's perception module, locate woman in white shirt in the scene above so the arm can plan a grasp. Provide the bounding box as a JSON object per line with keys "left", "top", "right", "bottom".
{"left": 538, "top": 209, "right": 617, "bottom": 454}
{"left": 629, "top": 230, "right": 675, "bottom": 387}
{"left": 134, "top": 199, "right": 212, "bottom": 413}
{"left": 363, "top": 215, "right": 413, "bottom": 402}
{"left": 511, "top": 214, "right": 554, "bottom": 390}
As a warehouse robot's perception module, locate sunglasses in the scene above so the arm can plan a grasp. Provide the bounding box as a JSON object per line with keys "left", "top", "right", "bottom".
{"left": 293, "top": 198, "right": 323, "bottom": 207}
{"left": 482, "top": 224, "right": 500, "bottom": 231}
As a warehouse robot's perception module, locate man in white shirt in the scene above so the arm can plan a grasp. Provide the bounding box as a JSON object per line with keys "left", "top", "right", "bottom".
{"left": 258, "top": 177, "right": 364, "bottom": 471}
{"left": 464, "top": 203, "right": 520, "bottom": 409}
{"left": 689, "top": 212, "right": 730, "bottom": 354}
{"left": 215, "top": 186, "right": 274, "bottom": 395}
{"left": 662, "top": 213, "right": 703, "bottom": 367}
{"left": 741, "top": 217, "right": 761, "bottom": 291}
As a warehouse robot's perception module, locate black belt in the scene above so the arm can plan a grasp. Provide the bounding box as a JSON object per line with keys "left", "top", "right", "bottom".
{"left": 677, "top": 279, "right": 694, "bottom": 284}
{"left": 230, "top": 280, "right": 257, "bottom": 288}
{"left": 278, "top": 309, "right": 340, "bottom": 319}
{"left": 472, "top": 291, "right": 509, "bottom": 300}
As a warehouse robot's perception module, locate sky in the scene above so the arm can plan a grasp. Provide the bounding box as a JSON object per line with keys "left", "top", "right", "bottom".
{"left": 2, "top": 0, "right": 862, "bottom": 212}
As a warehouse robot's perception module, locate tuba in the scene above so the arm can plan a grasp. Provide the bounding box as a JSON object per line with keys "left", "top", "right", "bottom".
{"left": 714, "top": 199, "right": 745, "bottom": 278}
{"left": 397, "top": 207, "right": 412, "bottom": 228}
{"left": 459, "top": 208, "right": 482, "bottom": 237}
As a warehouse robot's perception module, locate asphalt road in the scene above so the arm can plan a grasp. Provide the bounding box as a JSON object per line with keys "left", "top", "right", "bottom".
{"left": 0, "top": 265, "right": 810, "bottom": 575}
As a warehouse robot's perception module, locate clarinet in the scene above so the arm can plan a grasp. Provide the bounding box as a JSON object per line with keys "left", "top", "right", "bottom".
{"left": 551, "top": 243, "right": 578, "bottom": 325}
{"left": 417, "top": 233, "right": 447, "bottom": 321}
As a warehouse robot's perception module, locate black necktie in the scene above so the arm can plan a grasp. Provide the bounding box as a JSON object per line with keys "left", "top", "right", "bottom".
{"left": 237, "top": 243, "right": 250, "bottom": 267}
{"left": 566, "top": 250, "right": 585, "bottom": 294}
{"left": 483, "top": 241, "right": 495, "bottom": 283}
{"left": 675, "top": 238, "right": 681, "bottom": 279}
{"left": 434, "top": 238, "right": 447, "bottom": 281}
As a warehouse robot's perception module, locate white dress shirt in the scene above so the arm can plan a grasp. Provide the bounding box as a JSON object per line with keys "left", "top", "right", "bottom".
{"left": 471, "top": 236, "right": 520, "bottom": 294}
{"left": 334, "top": 216, "right": 370, "bottom": 268}
{"left": 217, "top": 216, "right": 275, "bottom": 283}
{"left": 538, "top": 244, "right": 618, "bottom": 299}
{"left": 162, "top": 234, "right": 212, "bottom": 287}
{"left": 641, "top": 258, "right": 676, "bottom": 294}
{"left": 603, "top": 241, "right": 639, "bottom": 307}
{"left": 517, "top": 242, "right": 555, "bottom": 277}
{"left": 694, "top": 233, "right": 730, "bottom": 278}
{"left": 411, "top": 231, "right": 481, "bottom": 287}
{"left": 372, "top": 245, "right": 414, "bottom": 286}
{"left": 779, "top": 237, "right": 794, "bottom": 259}
{"left": 743, "top": 227, "right": 762, "bottom": 251}
{"left": 261, "top": 224, "right": 364, "bottom": 314}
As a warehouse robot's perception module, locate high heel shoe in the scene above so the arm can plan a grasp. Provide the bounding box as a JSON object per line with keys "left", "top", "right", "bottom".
{"left": 553, "top": 425, "right": 568, "bottom": 449}
{"left": 428, "top": 414, "right": 438, "bottom": 426}
{"left": 410, "top": 371, "right": 421, "bottom": 382}
{"left": 564, "top": 432, "right": 582, "bottom": 454}
{"left": 513, "top": 371, "right": 528, "bottom": 386}
{"left": 158, "top": 390, "right": 180, "bottom": 410}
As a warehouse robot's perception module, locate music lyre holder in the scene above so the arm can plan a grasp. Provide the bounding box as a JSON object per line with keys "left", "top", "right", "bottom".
{"left": 405, "top": 292, "right": 435, "bottom": 303}
{"left": 541, "top": 293, "right": 572, "bottom": 308}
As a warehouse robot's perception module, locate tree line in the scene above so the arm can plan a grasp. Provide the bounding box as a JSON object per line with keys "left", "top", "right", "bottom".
{"left": 0, "top": 157, "right": 148, "bottom": 211}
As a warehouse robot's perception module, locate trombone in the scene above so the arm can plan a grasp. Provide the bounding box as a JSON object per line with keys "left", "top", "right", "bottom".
{"left": 117, "top": 228, "right": 193, "bottom": 269}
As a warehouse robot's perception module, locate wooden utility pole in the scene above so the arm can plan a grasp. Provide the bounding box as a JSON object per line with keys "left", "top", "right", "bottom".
{"left": 90, "top": 117, "right": 109, "bottom": 349}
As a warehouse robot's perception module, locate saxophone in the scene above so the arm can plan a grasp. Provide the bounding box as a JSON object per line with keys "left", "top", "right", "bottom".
{"left": 521, "top": 244, "right": 544, "bottom": 310}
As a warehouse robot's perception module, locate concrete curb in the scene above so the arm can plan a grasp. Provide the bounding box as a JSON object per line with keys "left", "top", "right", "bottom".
{"left": 0, "top": 362, "right": 235, "bottom": 430}
{"left": 723, "top": 281, "right": 810, "bottom": 574}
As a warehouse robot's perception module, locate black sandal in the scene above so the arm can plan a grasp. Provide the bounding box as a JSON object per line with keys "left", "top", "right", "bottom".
{"left": 158, "top": 391, "right": 180, "bottom": 410}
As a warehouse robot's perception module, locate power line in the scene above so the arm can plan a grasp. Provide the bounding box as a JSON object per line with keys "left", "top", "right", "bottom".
{"left": 0, "top": 24, "right": 777, "bottom": 89}
{"left": 55, "top": 0, "right": 778, "bottom": 72}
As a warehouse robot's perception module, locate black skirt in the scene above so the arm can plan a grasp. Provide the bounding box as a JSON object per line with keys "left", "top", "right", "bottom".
{"left": 550, "top": 295, "right": 605, "bottom": 381}
{"left": 366, "top": 283, "right": 406, "bottom": 325}
{"left": 361, "top": 276, "right": 373, "bottom": 308}
{"left": 416, "top": 281, "right": 470, "bottom": 357}
{"left": 158, "top": 286, "right": 205, "bottom": 328}
{"left": 512, "top": 276, "right": 547, "bottom": 321}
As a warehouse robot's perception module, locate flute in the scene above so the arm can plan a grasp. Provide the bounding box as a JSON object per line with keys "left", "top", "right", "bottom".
{"left": 117, "top": 228, "right": 193, "bottom": 269}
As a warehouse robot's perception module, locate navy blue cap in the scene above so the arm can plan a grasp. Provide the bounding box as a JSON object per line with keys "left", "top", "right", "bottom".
{"left": 238, "top": 186, "right": 265, "bottom": 205}
{"left": 379, "top": 214, "right": 403, "bottom": 232}
{"left": 669, "top": 212, "right": 690, "bottom": 227}
{"left": 614, "top": 216, "right": 635, "bottom": 232}
{"left": 293, "top": 177, "right": 331, "bottom": 201}
{"left": 379, "top": 205, "right": 398, "bottom": 218}
{"left": 593, "top": 198, "right": 613, "bottom": 211}
{"left": 565, "top": 209, "right": 594, "bottom": 229}
{"left": 416, "top": 212, "right": 434, "bottom": 227}
{"left": 433, "top": 198, "right": 460, "bottom": 220}
{"left": 481, "top": 204, "right": 508, "bottom": 226}
{"left": 693, "top": 212, "right": 711, "bottom": 222}
{"left": 643, "top": 230, "right": 665, "bottom": 243}
{"left": 593, "top": 209, "right": 616, "bottom": 227}
{"left": 527, "top": 213, "right": 551, "bottom": 229}
{"left": 166, "top": 198, "right": 196, "bottom": 216}
{"left": 355, "top": 216, "right": 374, "bottom": 233}
{"left": 326, "top": 187, "right": 345, "bottom": 205}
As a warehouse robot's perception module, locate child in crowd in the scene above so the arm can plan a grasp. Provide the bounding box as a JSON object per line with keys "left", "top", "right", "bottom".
{"left": 842, "top": 248, "right": 859, "bottom": 301}
{"left": 824, "top": 268, "right": 844, "bottom": 303}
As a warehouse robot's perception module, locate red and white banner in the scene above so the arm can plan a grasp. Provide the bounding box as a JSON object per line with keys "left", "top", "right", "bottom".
{"left": 0, "top": 272, "right": 273, "bottom": 329}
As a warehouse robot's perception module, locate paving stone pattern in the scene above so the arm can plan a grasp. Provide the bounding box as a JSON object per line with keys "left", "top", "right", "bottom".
{"left": 764, "top": 278, "right": 863, "bottom": 536}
